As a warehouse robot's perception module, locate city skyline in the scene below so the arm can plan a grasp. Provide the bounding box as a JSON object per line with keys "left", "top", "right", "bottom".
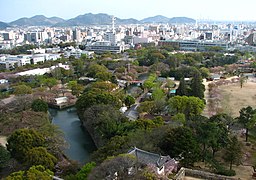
{"left": 1, "top": 0, "right": 256, "bottom": 22}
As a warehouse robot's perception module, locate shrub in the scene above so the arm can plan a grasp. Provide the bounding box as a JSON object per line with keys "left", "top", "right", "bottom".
{"left": 31, "top": 99, "right": 48, "bottom": 112}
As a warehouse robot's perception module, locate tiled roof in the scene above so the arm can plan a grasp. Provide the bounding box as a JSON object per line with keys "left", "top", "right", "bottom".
{"left": 128, "top": 147, "right": 172, "bottom": 168}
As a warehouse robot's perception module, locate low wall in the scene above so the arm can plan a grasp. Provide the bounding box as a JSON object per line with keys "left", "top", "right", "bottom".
{"left": 173, "top": 167, "right": 185, "bottom": 180}
{"left": 174, "top": 168, "right": 237, "bottom": 180}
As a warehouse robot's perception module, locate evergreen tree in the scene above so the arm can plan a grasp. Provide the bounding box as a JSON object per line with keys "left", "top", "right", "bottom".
{"left": 7, "top": 129, "right": 46, "bottom": 162}
{"left": 124, "top": 95, "right": 135, "bottom": 108}
{"left": 237, "top": 106, "right": 256, "bottom": 142}
{"left": 0, "top": 145, "right": 10, "bottom": 169}
{"left": 159, "top": 126, "right": 200, "bottom": 167}
{"left": 176, "top": 77, "right": 187, "bottom": 96}
{"left": 223, "top": 136, "right": 242, "bottom": 170}
{"left": 190, "top": 71, "right": 205, "bottom": 99}
{"left": 31, "top": 99, "right": 48, "bottom": 112}
{"left": 25, "top": 147, "right": 57, "bottom": 170}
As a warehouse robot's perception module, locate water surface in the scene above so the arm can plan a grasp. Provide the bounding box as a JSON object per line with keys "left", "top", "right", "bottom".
{"left": 49, "top": 108, "right": 96, "bottom": 164}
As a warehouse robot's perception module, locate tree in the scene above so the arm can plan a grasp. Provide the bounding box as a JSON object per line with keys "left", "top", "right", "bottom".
{"left": 6, "top": 165, "right": 54, "bottom": 180}
{"left": 199, "top": 67, "right": 210, "bottom": 79}
{"left": 223, "top": 136, "right": 242, "bottom": 170}
{"left": 76, "top": 90, "right": 121, "bottom": 118}
{"left": 208, "top": 122, "right": 229, "bottom": 158}
{"left": 51, "top": 67, "right": 63, "bottom": 80}
{"left": 190, "top": 70, "right": 205, "bottom": 99}
{"left": 143, "top": 74, "right": 157, "bottom": 91}
{"left": 31, "top": 99, "right": 48, "bottom": 112}
{"left": 72, "top": 59, "right": 85, "bottom": 77}
{"left": 25, "top": 147, "right": 57, "bottom": 170}
{"left": 168, "top": 96, "right": 205, "bottom": 120}
{"left": 82, "top": 104, "right": 128, "bottom": 144}
{"left": 135, "top": 117, "right": 164, "bottom": 131}
{"left": 172, "top": 113, "right": 186, "bottom": 125}
{"left": 0, "top": 144, "right": 10, "bottom": 169}
{"left": 149, "top": 62, "right": 169, "bottom": 76}
{"left": 124, "top": 95, "right": 135, "bottom": 108}
{"left": 68, "top": 81, "right": 84, "bottom": 97}
{"left": 75, "top": 162, "right": 96, "bottom": 180}
{"left": 6, "top": 171, "right": 25, "bottom": 180}
{"left": 13, "top": 84, "right": 32, "bottom": 95}
{"left": 195, "top": 120, "right": 221, "bottom": 161}
{"left": 237, "top": 106, "right": 256, "bottom": 142}
{"left": 88, "top": 154, "right": 136, "bottom": 180}
{"left": 7, "top": 129, "right": 46, "bottom": 162}
{"left": 176, "top": 77, "right": 188, "bottom": 96}
{"left": 239, "top": 73, "right": 246, "bottom": 88}
{"left": 87, "top": 81, "right": 117, "bottom": 92}
{"left": 137, "top": 101, "right": 155, "bottom": 114}
{"left": 43, "top": 78, "right": 58, "bottom": 90}
{"left": 152, "top": 87, "right": 165, "bottom": 101}
{"left": 27, "top": 165, "right": 54, "bottom": 180}
{"left": 159, "top": 126, "right": 200, "bottom": 167}
{"left": 95, "top": 71, "right": 112, "bottom": 81}
{"left": 87, "top": 63, "right": 109, "bottom": 78}
{"left": 91, "top": 135, "right": 130, "bottom": 163}
{"left": 209, "top": 113, "right": 234, "bottom": 130}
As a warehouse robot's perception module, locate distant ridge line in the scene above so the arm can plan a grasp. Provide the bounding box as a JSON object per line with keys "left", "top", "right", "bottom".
{"left": 1, "top": 13, "right": 196, "bottom": 28}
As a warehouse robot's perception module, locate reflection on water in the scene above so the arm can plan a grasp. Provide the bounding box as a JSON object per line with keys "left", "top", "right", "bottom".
{"left": 49, "top": 108, "right": 96, "bottom": 164}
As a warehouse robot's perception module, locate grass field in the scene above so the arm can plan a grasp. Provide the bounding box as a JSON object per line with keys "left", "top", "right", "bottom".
{"left": 219, "top": 80, "right": 256, "bottom": 117}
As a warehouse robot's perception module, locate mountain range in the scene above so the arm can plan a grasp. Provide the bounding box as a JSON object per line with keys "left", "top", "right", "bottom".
{"left": 2, "top": 13, "right": 196, "bottom": 28}
{"left": 0, "top": 21, "right": 10, "bottom": 29}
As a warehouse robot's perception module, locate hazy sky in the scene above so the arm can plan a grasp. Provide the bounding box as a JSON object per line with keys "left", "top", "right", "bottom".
{"left": 1, "top": 0, "right": 256, "bottom": 22}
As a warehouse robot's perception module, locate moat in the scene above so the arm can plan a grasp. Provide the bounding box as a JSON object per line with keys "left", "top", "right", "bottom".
{"left": 49, "top": 108, "right": 96, "bottom": 164}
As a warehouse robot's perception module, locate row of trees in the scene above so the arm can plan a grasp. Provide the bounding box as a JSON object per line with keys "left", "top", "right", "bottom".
{"left": 133, "top": 47, "right": 240, "bottom": 69}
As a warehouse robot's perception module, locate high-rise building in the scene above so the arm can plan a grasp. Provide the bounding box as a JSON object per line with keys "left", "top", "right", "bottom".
{"left": 73, "top": 29, "right": 81, "bottom": 42}
{"left": 104, "top": 32, "right": 117, "bottom": 45}
{"left": 3, "top": 31, "right": 15, "bottom": 41}
{"left": 245, "top": 32, "right": 256, "bottom": 46}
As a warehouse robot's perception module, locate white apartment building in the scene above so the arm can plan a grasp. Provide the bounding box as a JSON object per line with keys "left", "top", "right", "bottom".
{"left": 0, "top": 53, "right": 60, "bottom": 70}
{"left": 64, "top": 48, "right": 94, "bottom": 59}
{"left": 32, "top": 54, "right": 45, "bottom": 64}
{"left": 133, "top": 36, "right": 153, "bottom": 44}
{"left": 87, "top": 41, "right": 125, "bottom": 53}
{"left": 6, "top": 55, "right": 32, "bottom": 66}
{"left": 0, "top": 60, "right": 18, "bottom": 70}
{"left": 32, "top": 54, "right": 61, "bottom": 64}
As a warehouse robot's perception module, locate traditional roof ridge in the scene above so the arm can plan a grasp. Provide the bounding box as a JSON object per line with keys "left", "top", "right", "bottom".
{"left": 128, "top": 147, "right": 172, "bottom": 167}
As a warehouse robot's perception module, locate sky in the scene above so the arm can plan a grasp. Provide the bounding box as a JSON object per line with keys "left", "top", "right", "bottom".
{"left": 1, "top": 0, "right": 256, "bottom": 22}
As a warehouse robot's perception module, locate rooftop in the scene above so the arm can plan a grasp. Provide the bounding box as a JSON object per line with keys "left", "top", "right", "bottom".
{"left": 128, "top": 147, "right": 174, "bottom": 168}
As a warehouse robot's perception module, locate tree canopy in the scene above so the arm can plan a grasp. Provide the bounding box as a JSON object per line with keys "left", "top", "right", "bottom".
{"left": 13, "top": 84, "right": 32, "bottom": 95}
{"left": 31, "top": 99, "right": 48, "bottom": 112}
{"left": 7, "top": 129, "right": 46, "bottom": 162}
{"left": 168, "top": 96, "right": 205, "bottom": 120}
{"left": 223, "top": 136, "right": 242, "bottom": 170}
{"left": 76, "top": 90, "right": 121, "bottom": 118}
{"left": 0, "top": 144, "right": 10, "bottom": 169}
{"left": 25, "top": 147, "right": 57, "bottom": 170}
{"left": 6, "top": 165, "right": 54, "bottom": 180}
{"left": 237, "top": 106, "right": 256, "bottom": 142}
{"left": 159, "top": 126, "right": 200, "bottom": 167}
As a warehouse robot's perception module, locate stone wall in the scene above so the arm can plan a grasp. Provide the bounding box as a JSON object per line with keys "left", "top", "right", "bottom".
{"left": 174, "top": 168, "right": 238, "bottom": 180}
{"left": 173, "top": 167, "right": 185, "bottom": 180}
